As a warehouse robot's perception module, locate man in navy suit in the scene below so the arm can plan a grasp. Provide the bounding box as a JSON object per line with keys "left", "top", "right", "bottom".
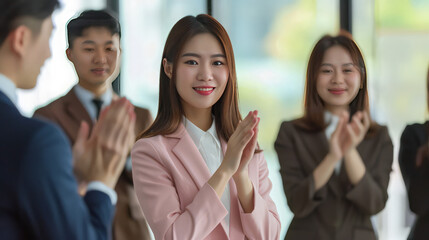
{"left": 0, "top": 0, "right": 136, "bottom": 239}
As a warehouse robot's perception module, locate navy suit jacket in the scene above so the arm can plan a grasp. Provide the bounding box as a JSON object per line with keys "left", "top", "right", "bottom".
{"left": 0, "top": 91, "right": 115, "bottom": 240}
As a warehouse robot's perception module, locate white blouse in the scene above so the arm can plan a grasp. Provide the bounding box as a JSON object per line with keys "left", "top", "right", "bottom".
{"left": 324, "top": 111, "right": 341, "bottom": 174}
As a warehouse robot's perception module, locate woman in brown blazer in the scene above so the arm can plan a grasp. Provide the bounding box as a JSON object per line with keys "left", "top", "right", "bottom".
{"left": 399, "top": 65, "right": 429, "bottom": 240}
{"left": 275, "top": 33, "right": 393, "bottom": 240}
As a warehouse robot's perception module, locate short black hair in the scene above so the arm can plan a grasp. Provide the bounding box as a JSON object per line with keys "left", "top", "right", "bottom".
{"left": 67, "top": 10, "right": 121, "bottom": 48}
{"left": 0, "top": 0, "right": 59, "bottom": 45}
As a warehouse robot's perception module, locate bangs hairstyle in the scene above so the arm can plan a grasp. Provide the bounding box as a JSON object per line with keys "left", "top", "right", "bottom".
{"left": 0, "top": 0, "right": 60, "bottom": 45}
{"left": 138, "top": 14, "right": 241, "bottom": 142}
{"left": 67, "top": 10, "right": 120, "bottom": 48}
{"left": 296, "top": 32, "right": 379, "bottom": 134}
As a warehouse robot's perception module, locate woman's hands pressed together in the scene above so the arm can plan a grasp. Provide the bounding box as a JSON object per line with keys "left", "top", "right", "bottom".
{"left": 329, "top": 110, "right": 370, "bottom": 160}
{"left": 314, "top": 110, "right": 370, "bottom": 190}
{"left": 332, "top": 110, "right": 370, "bottom": 184}
{"left": 222, "top": 110, "right": 260, "bottom": 176}
{"left": 208, "top": 110, "right": 259, "bottom": 212}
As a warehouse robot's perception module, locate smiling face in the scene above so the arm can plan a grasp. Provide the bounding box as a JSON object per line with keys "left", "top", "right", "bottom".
{"left": 66, "top": 27, "right": 120, "bottom": 95}
{"left": 167, "top": 33, "right": 229, "bottom": 117}
{"left": 316, "top": 45, "right": 361, "bottom": 115}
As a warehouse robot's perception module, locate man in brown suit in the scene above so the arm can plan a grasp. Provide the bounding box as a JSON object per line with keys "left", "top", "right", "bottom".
{"left": 34, "top": 10, "right": 153, "bottom": 240}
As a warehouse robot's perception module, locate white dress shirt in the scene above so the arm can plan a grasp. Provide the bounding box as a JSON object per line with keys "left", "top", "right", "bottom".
{"left": 0, "top": 75, "right": 117, "bottom": 205}
{"left": 183, "top": 117, "right": 231, "bottom": 230}
{"left": 0, "top": 73, "right": 18, "bottom": 106}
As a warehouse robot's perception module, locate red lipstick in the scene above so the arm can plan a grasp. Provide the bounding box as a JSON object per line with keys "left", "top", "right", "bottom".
{"left": 193, "top": 86, "right": 215, "bottom": 96}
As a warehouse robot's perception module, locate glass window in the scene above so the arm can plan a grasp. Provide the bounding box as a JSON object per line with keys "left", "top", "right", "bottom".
{"left": 120, "top": 0, "right": 206, "bottom": 115}
{"left": 16, "top": 0, "right": 106, "bottom": 116}
{"left": 354, "top": 1, "right": 429, "bottom": 239}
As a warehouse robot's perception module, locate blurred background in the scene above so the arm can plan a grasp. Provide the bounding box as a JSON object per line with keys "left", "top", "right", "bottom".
{"left": 18, "top": 0, "right": 429, "bottom": 239}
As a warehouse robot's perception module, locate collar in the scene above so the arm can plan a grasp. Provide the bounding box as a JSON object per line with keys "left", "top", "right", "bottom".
{"left": 74, "top": 84, "right": 113, "bottom": 120}
{"left": 324, "top": 111, "right": 339, "bottom": 139}
{"left": 183, "top": 116, "right": 220, "bottom": 149}
{"left": 324, "top": 111, "right": 339, "bottom": 124}
{"left": 0, "top": 73, "right": 18, "bottom": 106}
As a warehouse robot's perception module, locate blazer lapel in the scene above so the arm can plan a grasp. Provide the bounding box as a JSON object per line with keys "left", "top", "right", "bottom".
{"left": 169, "top": 128, "right": 230, "bottom": 238}
{"left": 300, "top": 130, "right": 342, "bottom": 197}
{"left": 169, "top": 124, "right": 212, "bottom": 190}
{"left": 63, "top": 89, "right": 93, "bottom": 142}
{"left": 300, "top": 130, "right": 329, "bottom": 165}
{"left": 64, "top": 89, "right": 119, "bottom": 142}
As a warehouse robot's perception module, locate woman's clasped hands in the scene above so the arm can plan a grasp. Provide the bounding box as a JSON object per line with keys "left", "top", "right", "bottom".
{"left": 329, "top": 110, "right": 370, "bottom": 161}
{"left": 222, "top": 110, "right": 260, "bottom": 178}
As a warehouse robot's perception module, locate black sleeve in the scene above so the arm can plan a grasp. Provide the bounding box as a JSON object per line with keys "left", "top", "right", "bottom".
{"left": 399, "top": 124, "right": 429, "bottom": 216}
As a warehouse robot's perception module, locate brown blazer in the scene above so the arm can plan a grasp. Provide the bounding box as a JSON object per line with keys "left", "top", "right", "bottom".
{"left": 34, "top": 87, "right": 153, "bottom": 240}
{"left": 275, "top": 120, "right": 393, "bottom": 240}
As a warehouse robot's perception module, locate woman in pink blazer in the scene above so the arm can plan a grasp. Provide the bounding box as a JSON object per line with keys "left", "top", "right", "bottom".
{"left": 131, "top": 14, "right": 281, "bottom": 240}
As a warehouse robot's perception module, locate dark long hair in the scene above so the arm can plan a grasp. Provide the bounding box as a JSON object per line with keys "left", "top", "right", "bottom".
{"left": 297, "top": 32, "right": 378, "bottom": 133}
{"left": 138, "top": 14, "right": 241, "bottom": 142}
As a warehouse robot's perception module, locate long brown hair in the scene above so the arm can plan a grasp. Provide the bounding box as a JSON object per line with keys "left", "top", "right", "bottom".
{"left": 297, "top": 32, "right": 378, "bottom": 133}
{"left": 138, "top": 14, "right": 241, "bottom": 141}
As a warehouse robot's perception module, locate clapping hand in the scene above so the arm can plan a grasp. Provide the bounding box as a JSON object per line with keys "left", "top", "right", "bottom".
{"left": 329, "top": 110, "right": 370, "bottom": 160}
{"left": 72, "top": 98, "right": 136, "bottom": 189}
{"left": 222, "top": 110, "right": 259, "bottom": 176}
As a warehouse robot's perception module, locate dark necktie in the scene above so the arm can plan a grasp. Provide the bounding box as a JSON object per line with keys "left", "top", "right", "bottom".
{"left": 92, "top": 98, "right": 103, "bottom": 120}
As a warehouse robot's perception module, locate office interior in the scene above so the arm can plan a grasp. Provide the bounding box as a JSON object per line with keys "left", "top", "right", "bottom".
{"left": 16, "top": 0, "right": 429, "bottom": 239}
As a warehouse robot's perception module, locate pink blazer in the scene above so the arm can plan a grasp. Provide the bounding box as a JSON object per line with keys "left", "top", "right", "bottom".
{"left": 131, "top": 124, "right": 281, "bottom": 240}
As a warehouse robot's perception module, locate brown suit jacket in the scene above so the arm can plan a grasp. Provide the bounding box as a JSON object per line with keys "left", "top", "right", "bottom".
{"left": 275, "top": 120, "right": 393, "bottom": 240}
{"left": 34, "top": 88, "right": 153, "bottom": 240}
